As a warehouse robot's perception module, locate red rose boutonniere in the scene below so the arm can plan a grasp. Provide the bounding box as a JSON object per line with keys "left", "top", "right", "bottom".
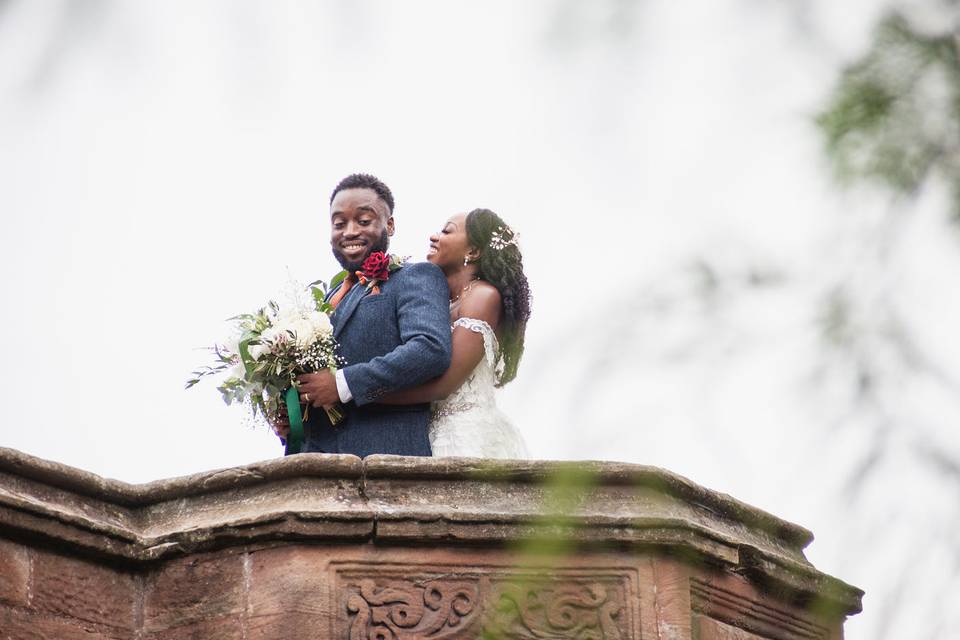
{"left": 360, "top": 252, "right": 391, "bottom": 281}
{"left": 356, "top": 252, "right": 406, "bottom": 294}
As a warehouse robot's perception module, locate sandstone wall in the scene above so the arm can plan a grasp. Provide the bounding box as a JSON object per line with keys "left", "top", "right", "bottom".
{"left": 0, "top": 448, "right": 862, "bottom": 639}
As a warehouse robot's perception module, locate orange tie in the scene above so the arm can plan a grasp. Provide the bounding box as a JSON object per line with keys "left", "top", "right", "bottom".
{"left": 328, "top": 272, "right": 358, "bottom": 309}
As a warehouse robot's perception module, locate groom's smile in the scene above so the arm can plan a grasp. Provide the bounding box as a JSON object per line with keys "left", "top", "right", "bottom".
{"left": 340, "top": 240, "right": 368, "bottom": 261}
{"left": 330, "top": 186, "right": 395, "bottom": 271}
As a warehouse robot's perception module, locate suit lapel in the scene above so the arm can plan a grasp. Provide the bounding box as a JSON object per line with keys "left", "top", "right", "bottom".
{"left": 332, "top": 282, "right": 366, "bottom": 339}
{"left": 330, "top": 263, "right": 402, "bottom": 339}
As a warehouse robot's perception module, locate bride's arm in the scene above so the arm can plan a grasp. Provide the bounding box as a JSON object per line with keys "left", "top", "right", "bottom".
{"left": 378, "top": 286, "right": 501, "bottom": 404}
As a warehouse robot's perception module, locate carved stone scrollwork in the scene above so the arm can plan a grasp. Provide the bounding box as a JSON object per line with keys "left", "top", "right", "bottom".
{"left": 343, "top": 574, "right": 629, "bottom": 640}
{"left": 484, "top": 580, "right": 624, "bottom": 640}
{"left": 346, "top": 579, "right": 479, "bottom": 640}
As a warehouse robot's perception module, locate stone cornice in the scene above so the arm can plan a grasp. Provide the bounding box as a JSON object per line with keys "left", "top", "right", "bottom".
{"left": 0, "top": 447, "right": 863, "bottom": 615}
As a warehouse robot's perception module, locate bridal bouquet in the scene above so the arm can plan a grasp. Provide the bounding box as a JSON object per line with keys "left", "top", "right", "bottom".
{"left": 186, "top": 281, "right": 343, "bottom": 453}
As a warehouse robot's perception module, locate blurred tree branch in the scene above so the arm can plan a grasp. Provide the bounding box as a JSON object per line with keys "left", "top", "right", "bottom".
{"left": 817, "top": 10, "right": 960, "bottom": 221}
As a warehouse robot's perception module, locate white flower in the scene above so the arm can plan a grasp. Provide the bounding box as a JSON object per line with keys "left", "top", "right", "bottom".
{"left": 263, "top": 308, "right": 331, "bottom": 349}
{"left": 260, "top": 326, "right": 283, "bottom": 344}
{"left": 270, "top": 309, "right": 297, "bottom": 333}
{"left": 290, "top": 318, "right": 316, "bottom": 348}
{"left": 229, "top": 362, "right": 246, "bottom": 381}
{"left": 309, "top": 311, "right": 332, "bottom": 333}
{"left": 248, "top": 343, "right": 269, "bottom": 361}
{"left": 223, "top": 336, "right": 241, "bottom": 357}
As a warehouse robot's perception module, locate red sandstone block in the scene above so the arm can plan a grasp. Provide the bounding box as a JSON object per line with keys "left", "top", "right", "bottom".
{"left": 247, "top": 546, "right": 328, "bottom": 617}
{"left": 695, "top": 614, "right": 765, "bottom": 639}
{"left": 142, "top": 615, "right": 244, "bottom": 640}
{"left": 245, "top": 612, "right": 321, "bottom": 640}
{"left": 650, "top": 557, "right": 693, "bottom": 639}
{"left": 30, "top": 548, "right": 136, "bottom": 631}
{"left": 0, "top": 540, "right": 29, "bottom": 607}
{"left": 142, "top": 551, "right": 245, "bottom": 633}
{"left": 0, "top": 605, "right": 133, "bottom": 640}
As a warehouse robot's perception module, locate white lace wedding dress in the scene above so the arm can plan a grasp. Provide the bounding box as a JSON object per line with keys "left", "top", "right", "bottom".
{"left": 428, "top": 317, "right": 529, "bottom": 458}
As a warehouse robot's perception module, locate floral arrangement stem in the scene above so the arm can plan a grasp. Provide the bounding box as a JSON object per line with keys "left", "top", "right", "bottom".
{"left": 283, "top": 387, "right": 304, "bottom": 455}
{"left": 283, "top": 387, "right": 345, "bottom": 456}
{"left": 325, "top": 403, "right": 345, "bottom": 427}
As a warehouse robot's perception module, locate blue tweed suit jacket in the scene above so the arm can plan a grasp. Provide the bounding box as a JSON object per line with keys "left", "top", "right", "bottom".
{"left": 301, "top": 261, "right": 452, "bottom": 456}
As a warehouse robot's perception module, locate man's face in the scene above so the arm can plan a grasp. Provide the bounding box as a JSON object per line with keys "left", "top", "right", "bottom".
{"left": 330, "top": 187, "right": 395, "bottom": 272}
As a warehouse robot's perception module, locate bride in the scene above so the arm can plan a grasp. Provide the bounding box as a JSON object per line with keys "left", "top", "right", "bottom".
{"left": 379, "top": 208, "right": 531, "bottom": 458}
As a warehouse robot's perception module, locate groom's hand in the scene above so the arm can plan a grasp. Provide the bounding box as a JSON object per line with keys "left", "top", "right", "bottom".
{"left": 297, "top": 370, "right": 340, "bottom": 408}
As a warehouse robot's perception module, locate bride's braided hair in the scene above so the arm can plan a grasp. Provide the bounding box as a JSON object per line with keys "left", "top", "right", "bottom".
{"left": 465, "top": 208, "right": 532, "bottom": 386}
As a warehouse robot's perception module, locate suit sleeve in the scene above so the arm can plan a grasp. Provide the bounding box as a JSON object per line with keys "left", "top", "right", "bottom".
{"left": 341, "top": 262, "right": 452, "bottom": 406}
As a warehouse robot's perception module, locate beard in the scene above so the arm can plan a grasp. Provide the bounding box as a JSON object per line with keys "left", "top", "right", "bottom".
{"left": 332, "top": 228, "right": 391, "bottom": 273}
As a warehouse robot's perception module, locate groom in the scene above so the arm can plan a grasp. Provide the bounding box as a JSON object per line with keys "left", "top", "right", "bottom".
{"left": 293, "top": 173, "right": 451, "bottom": 456}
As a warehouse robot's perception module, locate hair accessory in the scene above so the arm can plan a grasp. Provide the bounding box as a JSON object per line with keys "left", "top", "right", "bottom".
{"left": 489, "top": 225, "right": 519, "bottom": 251}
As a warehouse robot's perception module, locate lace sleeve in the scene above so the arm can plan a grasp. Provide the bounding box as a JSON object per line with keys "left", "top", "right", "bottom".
{"left": 452, "top": 317, "right": 500, "bottom": 368}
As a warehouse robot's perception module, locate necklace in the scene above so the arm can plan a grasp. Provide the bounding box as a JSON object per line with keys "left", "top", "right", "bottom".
{"left": 450, "top": 278, "right": 479, "bottom": 304}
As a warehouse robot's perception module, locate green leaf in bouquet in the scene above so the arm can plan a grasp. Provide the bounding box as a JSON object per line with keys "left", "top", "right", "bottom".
{"left": 329, "top": 270, "right": 348, "bottom": 290}
{"left": 311, "top": 286, "right": 327, "bottom": 310}
{"left": 237, "top": 343, "right": 256, "bottom": 378}
{"left": 315, "top": 299, "right": 334, "bottom": 315}
{"left": 227, "top": 313, "right": 258, "bottom": 326}
{"left": 261, "top": 301, "right": 278, "bottom": 329}
{"left": 184, "top": 360, "right": 234, "bottom": 389}
{"left": 251, "top": 395, "right": 264, "bottom": 416}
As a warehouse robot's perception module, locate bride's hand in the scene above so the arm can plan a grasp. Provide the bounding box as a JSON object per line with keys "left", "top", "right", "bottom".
{"left": 271, "top": 406, "right": 291, "bottom": 440}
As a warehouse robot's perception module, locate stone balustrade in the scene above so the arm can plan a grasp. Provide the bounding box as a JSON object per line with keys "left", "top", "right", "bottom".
{"left": 0, "top": 447, "right": 862, "bottom": 639}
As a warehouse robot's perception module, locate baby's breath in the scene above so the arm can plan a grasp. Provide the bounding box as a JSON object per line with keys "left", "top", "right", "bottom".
{"left": 187, "top": 278, "right": 342, "bottom": 428}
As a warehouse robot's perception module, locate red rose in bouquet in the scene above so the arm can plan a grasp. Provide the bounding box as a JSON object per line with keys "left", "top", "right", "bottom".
{"left": 360, "top": 251, "right": 391, "bottom": 282}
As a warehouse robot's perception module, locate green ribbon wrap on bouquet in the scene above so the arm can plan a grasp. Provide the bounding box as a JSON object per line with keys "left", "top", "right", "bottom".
{"left": 283, "top": 386, "right": 304, "bottom": 456}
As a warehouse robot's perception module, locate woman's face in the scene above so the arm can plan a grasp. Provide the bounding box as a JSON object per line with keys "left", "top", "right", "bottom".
{"left": 427, "top": 212, "right": 471, "bottom": 270}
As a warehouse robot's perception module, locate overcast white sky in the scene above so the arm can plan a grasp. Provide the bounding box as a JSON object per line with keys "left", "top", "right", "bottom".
{"left": 2, "top": 2, "right": 959, "bottom": 638}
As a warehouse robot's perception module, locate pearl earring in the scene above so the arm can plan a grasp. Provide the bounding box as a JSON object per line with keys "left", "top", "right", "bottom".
{"left": 464, "top": 256, "right": 470, "bottom": 267}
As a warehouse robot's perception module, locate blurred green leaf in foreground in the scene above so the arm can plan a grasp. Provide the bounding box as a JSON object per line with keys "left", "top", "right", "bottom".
{"left": 817, "top": 10, "right": 960, "bottom": 220}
